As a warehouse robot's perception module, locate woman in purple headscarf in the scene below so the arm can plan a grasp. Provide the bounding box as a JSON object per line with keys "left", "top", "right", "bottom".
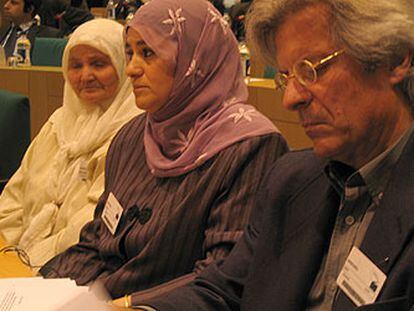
{"left": 40, "top": 0, "right": 288, "bottom": 306}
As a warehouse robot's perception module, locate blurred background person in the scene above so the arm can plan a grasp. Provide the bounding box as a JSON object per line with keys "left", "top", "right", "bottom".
{"left": 114, "top": 0, "right": 143, "bottom": 20}
{"left": 228, "top": 0, "right": 251, "bottom": 41}
{"left": 210, "top": 0, "right": 225, "bottom": 15}
{"left": 0, "top": 0, "right": 61, "bottom": 59}
{"left": 0, "top": 18, "right": 140, "bottom": 267}
{"left": 38, "top": 0, "right": 94, "bottom": 36}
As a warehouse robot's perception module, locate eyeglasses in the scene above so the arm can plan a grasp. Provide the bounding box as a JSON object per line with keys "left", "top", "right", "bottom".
{"left": 0, "top": 245, "right": 42, "bottom": 269}
{"left": 275, "top": 49, "right": 344, "bottom": 90}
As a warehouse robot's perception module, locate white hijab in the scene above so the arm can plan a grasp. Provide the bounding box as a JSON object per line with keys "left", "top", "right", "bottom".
{"left": 51, "top": 18, "right": 139, "bottom": 158}
{"left": 19, "top": 20, "right": 140, "bottom": 248}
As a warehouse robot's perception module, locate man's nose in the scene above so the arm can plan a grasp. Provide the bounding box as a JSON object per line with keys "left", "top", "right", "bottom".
{"left": 281, "top": 79, "right": 312, "bottom": 111}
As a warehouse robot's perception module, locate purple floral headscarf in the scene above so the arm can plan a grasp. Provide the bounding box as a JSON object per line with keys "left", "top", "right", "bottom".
{"left": 127, "top": 0, "right": 278, "bottom": 177}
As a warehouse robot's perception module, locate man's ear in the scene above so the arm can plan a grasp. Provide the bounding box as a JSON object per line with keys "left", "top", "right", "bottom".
{"left": 390, "top": 52, "right": 412, "bottom": 85}
{"left": 28, "top": 5, "right": 34, "bottom": 15}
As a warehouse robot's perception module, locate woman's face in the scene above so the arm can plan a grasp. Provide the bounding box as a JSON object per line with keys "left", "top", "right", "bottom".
{"left": 125, "top": 27, "right": 175, "bottom": 113}
{"left": 67, "top": 44, "right": 119, "bottom": 106}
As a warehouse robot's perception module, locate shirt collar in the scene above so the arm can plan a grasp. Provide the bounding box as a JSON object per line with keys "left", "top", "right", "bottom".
{"left": 13, "top": 20, "right": 34, "bottom": 33}
{"left": 325, "top": 122, "right": 414, "bottom": 200}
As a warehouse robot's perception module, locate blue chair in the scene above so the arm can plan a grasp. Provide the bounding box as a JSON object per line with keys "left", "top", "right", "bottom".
{"left": 31, "top": 37, "right": 68, "bottom": 67}
{"left": 263, "top": 65, "right": 276, "bottom": 79}
{"left": 0, "top": 89, "right": 31, "bottom": 192}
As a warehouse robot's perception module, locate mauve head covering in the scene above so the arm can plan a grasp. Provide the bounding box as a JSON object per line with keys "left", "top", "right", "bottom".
{"left": 127, "top": 0, "right": 278, "bottom": 177}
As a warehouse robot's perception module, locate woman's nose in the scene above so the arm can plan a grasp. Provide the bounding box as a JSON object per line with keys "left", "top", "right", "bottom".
{"left": 79, "top": 66, "right": 94, "bottom": 82}
{"left": 126, "top": 56, "right": 144, "bottom": 78}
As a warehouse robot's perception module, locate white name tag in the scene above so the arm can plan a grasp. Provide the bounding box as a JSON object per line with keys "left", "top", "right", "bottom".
{"left": 78, "top": 159, "right": 88, "bottom": 181}
{"left": 101, "top": 193, "right": 123, "bottom": 235}
{"left": 337, "top": 247, "right": 386, "bottom": 307}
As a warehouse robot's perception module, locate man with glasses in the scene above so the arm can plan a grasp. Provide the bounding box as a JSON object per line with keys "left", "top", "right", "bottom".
{"left": 133, "top": 0, "right": 414, "bottom": 310}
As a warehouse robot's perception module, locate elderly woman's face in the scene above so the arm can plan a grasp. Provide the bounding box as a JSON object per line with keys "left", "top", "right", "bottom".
{"left": 125, "top": 27, "right": 174, "bottom": 113}
{"left": 67, "top": 45, "right": 119, "bottom": 106}
{"left": 274, "top": 3, "right": 412, "bottom": 169}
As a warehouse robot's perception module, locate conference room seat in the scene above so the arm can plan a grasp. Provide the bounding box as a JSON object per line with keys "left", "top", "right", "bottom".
{"left": 0, "top": 89, "right": 31, "bottom": 193}
{"left": 31, "top": 37, "right": 68, "bottom": 67}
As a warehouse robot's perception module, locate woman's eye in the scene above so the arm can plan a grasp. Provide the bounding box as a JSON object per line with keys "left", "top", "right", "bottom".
{"left": 125, "top": 49, "right": 133, "bottom": 60}
{"left": 92, "top": 61, "right": 106, "bottom": 68}
{"left": 142, "top": 48, "right": 155, "bottom": 58}
{"left": 69, "top": 63, "right": 82, "bottom": 69}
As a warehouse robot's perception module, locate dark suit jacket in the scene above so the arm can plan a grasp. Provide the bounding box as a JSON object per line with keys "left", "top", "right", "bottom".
{"left": 0, "top": 23, "right": 61, "bottom": 57}
{"left": 144, "top": 129, "right": 414, "bottom": 311}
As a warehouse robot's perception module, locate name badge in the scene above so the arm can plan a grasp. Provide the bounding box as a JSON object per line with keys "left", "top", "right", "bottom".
{"left": 101, "top": 193, "right": 123, "bottom": 235}
{"left": 337, "top": 247, "right": 386, "bottom": 307}
{"left": 78, "top": 159, "right": 88, "bottom": 181}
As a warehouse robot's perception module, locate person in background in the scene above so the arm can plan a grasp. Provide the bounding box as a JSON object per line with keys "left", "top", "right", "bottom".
{"left": 86, "top": 0, "right": 104, "bottom": 6}
{"left": 228, "top": 0, "right": 251, "bottom": 41}
{"left": 210, "top": 0, "right": 225, "bottom": 15}
{"left": 71, "top": 0, "right": 89, "bottom": 10}
{"left": 0, "top": 0, "right": 61, "bottom": 59}
{"left": 130, "top": 0, "right": 414, "bottom": 310}
{"left": 115, "top": 0, "right": 143, "bottom": 20}
{"left": 39, "top": 0, "right": 288, "bottom": 307}
{"left": 38, "top": 0, "right": 94, "bottom": 36}
{"left": 0, "top": 19, "right": 140, "bottom": 267}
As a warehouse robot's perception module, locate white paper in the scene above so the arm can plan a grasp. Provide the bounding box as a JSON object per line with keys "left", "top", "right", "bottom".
{"left": 0, "top": 277, "right": 112, "bottom": 311}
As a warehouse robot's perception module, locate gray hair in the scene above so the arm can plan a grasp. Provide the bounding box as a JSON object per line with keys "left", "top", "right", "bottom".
{"left": 245, "top": 0, "right": 414, "bottom": 105}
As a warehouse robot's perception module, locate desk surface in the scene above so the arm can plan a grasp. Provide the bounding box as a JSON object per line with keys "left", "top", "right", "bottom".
{"left": 0, "top": 237, "right": 34, "bottom": 278}
{"left": 246, "top": 77, "right": 275, "bottom": 89}
{"left": 0, "top": 65, "right": 62, "bottom": 73}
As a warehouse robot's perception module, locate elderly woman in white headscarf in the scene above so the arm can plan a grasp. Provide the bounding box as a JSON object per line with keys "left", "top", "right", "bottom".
{"left": 0, "top": 18, "right": 141, "bottom": 267}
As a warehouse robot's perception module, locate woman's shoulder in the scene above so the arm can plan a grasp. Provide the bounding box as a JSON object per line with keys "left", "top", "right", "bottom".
{"left": 112, "top": 113, "right": 147, "bottom": 145}
{"left": 105, "top": 113, "right": 147, "bottom": 160}
{"left": 221, "top": 132, "right": 288, "bottom": 158}
{"left": 204, "top": 132, "right": 288, "bottom": 176}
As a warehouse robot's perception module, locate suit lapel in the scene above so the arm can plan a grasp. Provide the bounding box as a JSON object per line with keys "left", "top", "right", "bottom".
{"left": 334, "top": 130, "right": 414, "bottom": 310}
{"left": 359, "top": 130, "right": 414, "bottom": 274}
{"left": 243, "top": 173, "right": 340, "bottom": 311}
{"left": 0, "top": 25, "right": 12, "bottom": 44}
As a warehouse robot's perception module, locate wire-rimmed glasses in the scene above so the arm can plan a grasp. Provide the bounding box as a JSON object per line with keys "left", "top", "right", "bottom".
{"left": 275, "top": 49, "right": 344, "bottom": 90}
{"left": 0, "top": 245, "right": 42, "bottom": 269}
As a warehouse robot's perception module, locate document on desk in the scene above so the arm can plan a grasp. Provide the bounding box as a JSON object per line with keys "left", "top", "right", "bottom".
{"left": 0, "top": 277, "right": 111, "bottom": 311}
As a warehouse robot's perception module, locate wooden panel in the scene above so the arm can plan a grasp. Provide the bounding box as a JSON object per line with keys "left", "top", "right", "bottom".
{"left": 46, "top": 71, "right": 64, "bottom": 96}
{"left": 247, "top": 78, "right": 313, "bottom": 150}
{"left": 91, "top": 7, "right": 107, "bottom": 18}
{"left": 272, "top": 120, "right": 312, "bottom": 150}
{"left": 0, "top": 66, "right": 64, "bottom": 139}
{"left": 29, "top": 71, "right": 50, "bottom": 137}
{"left": 0, "top": 69, "right": 29, "bottom": 95}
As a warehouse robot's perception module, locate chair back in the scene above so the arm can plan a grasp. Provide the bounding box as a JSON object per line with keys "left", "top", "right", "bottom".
{"left": 31, "top": 37, "right": 68, "bottom": 67}
{"left": 263, "top": 66, "right": 276, "bottom": 79}
{"left": 0, "top": 89, "right": 31, "bottom": 192}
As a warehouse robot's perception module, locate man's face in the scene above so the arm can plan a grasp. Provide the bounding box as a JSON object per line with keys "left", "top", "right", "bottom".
{"left": 274, "top": 3, "right": 413, "bottom": 168}
{"left": 3, "top": 0, "right": 28, "bottom": 25}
